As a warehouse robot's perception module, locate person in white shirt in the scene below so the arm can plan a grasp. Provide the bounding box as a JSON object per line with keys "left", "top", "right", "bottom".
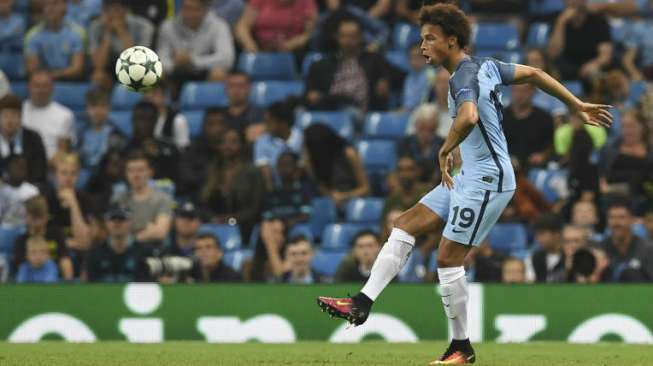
{"left": 144, "top": 84, "right": 190, "bottom": 149}
{"left": 0, "top": 156, "right": 39, "bottom": 228}
{"left": 22, "top": 71, "right": 75, "bottom": 162}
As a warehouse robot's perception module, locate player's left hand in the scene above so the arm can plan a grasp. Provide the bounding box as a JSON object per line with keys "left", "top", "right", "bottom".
{"left": 573, "top": 102, "right": 613, "bottom": 128}
{"left": 439, "top": 152, "right": 454, "bottom": 190}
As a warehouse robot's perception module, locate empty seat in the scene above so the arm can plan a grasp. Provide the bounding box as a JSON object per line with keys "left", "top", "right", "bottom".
{"left": 345, "top": 197, "right": 385, "bottom": 224}
{"left": 357, "top": 139, "right": 398, "bottom": 174}
{"left": 527, "top": 168, "right": 568, "bottom": 204}
{"left": 312, "top": 249, "right": 347, "bottom": 277}
{"left": 296, "top": 111, "right": 354, "bottom": 141}
{"left": 321, "top": 223, "right": 370, "bottom": 251}
{"left": 308, "top": 197, "right": 337, "bottom": 239}
{"left": 473, "top": 23, "right": 520, "bottom": 51}
{"left": 250, "top": 81, "right": 303, "bottom": 108}
{"left": 363, "top": 112, "right": 410, "bottom": 140}
{"left": 302, "top": 52, "right": 324, "bottom": 77}
{"left": 10, "top": 81, "right": 28, "bottom": 98}
{"left": 0, "top": 52, "right": 25, "bottom": 80}
{"left": 53, "top": 82, "right": 91, "bottom": 110}
{"left": 111, "top": 85, "right": 143, "bottom": 110}
{"left": 238, "top": 52, "right": 297, "bottom": 81}
{"left": 108, "top": 110, "right": 133, "bottom": 137}
{"left": 198, "top": 224, "right": 242, "bottom": 251}
{"left": 179, "top": 82, "right": 227, "bottom": 110}
{"left": 392, "top": 22, "right": 420, "bottom": 51}
{"left": 527, "top": 22, "right": 550, "bottom": 48}
{"left": 223, "top": 249, "right": 253, "bottom": 272}
{"left": 0, "top": 226, "right": 25, "bottom": 263}
{"left": 182, "top": 110, "right": 205, "bottom": 139}
{"left": 528, "top": 0, "right": 564, "bottom": 15}
{"left": 487, "top": 223, "right": 528, "bottom": 253}
{"left": 384, "top": 50, "right": 410, "bottom": 73}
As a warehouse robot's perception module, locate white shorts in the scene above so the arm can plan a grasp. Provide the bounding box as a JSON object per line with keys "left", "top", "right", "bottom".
{"left": 419, "top": 176, "right": 514, "bottom": 246}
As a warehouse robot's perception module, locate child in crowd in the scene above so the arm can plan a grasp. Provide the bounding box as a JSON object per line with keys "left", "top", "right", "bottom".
{"left": 16, "top": 236, "right": 59, "bottom": 283}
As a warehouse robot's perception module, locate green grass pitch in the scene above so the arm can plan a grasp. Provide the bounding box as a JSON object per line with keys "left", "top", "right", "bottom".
{"left": 0, "top": 341, "right": 650, "bottom": 366}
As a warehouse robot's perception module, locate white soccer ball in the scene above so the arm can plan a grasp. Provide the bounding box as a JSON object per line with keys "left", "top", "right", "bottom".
{"left": 115, "top": 46, "right": 163, "bottom": 92}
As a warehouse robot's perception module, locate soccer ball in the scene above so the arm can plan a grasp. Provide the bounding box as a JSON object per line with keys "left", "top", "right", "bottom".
{"left": 115, "top": 46, "right": 163, "bottom": 92}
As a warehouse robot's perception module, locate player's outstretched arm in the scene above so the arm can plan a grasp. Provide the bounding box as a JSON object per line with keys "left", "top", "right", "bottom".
{"left": 511, "top": 64, "right": 613, "bottom": 128}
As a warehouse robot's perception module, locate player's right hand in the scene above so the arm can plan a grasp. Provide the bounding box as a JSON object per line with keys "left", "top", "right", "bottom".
{"left": 573, "top": 102, "right": 613, "bottom": 128}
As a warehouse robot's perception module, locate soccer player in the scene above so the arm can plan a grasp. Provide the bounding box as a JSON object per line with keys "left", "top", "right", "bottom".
{"left": 317, "top": 3, "right": 612, "bottom": 365}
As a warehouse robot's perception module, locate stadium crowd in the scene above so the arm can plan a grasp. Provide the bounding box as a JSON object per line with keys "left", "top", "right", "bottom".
{"left": 1, "top": 0, "right": 653, "bottom": 284}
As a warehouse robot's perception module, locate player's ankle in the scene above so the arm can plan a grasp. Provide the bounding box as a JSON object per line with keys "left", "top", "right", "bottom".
{"left": 353, "top": 292, "right": 374, "bottom": 308}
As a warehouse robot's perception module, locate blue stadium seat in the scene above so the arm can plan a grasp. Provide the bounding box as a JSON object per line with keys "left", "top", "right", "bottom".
{"left": 384, "top": 50, "right": 410, "bottom": 73}
{"left": 302, "top": 52, "right": 324, "bottom": 77}
{"left": 76, "top": 167, "right": 92, "bottom": 189}
{"left": 0, "top": 52, "right": 25, "bottom": 80}
{"left": 392, "top": 22, "right": 420, "bottom": 51}
{"left": 527, "top": 22, "right": 550, "bottom": 48}
{"left": 223, "top": 249, "right": 253, "bottom": 272}
{"left": 475, "top": 50, "right": 522, "bottom": 64}
{"left": 108, "top": 111, "right": 133, "bottom": 137}
{"left": 296, "top": 111, "right": 354, "bottom": 141}
{"left": 53, "top": 82, "right": 91, "bottom": 110}
{"left": 473, "top": 23, "right": 520, "bottom": 51}
{"left": 309, "top": 197, "right": 337, "bottom": 239}
{"left": 321, "top": 223, "right": 369, "bottom": 251}
{"left": 0, "top": 226, "right": 25, "bottom": 264}
{"left": 528, "top": 0, "right": 564, "bottom": 15}
{"left": 179, "top": 82, "right": 228, "bottom": 110}
{"left": 250, "top": 81, "right": 304, "bottom": 108}
{"left": 428, "top": 250, "right": 439, "bottom": 272}
{"left": 238, "top": 52, "right": 297, "bottom": 81}
{"left": 312, "top": 249, "right": 347, "bottom": 277}
{"left": 356, "top": 139, "right": 398, "bottom": 174}
{"left": 527, "top": 168, "right": 568, "bottom": 204}
{"left": 288, "top": 223, "right": 315, "bottom": 243}
{"left": 610, "top": 19, "right": 627, "bottom": 44}
{"left": 632, "top": 223, "right": 650, "bottom": 240}
{"left": 198, "top": 224, "right": 242, "bottom": 251}
{"left": 562, "top": 80, "right": 583, "bottom": 97}
{"left": 345, "top": 198, "right": 385, "bottom": 224}
{"left": 111, "top": 85, "right": 143, "bottom": 110}
{"left": 183, "top": 110, "right": 205, "bottom": 139}
{"left": 363, "top": 112, "right": 410, "bottom": 140}
{"left": 628, "top": 81, "right": 648, "bottom": 106}
{"left": 487, "top": 223, "right": 529, "bottom": 253}
{"left": 10, "top": 81, "right": 28, "bottom": 98}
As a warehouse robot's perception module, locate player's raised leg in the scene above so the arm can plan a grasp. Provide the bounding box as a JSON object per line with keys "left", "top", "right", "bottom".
{"left": 317, "top": 184, "right": 449, "bottom": 325}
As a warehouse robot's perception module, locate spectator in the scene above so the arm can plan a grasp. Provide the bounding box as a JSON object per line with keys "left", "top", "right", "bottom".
{"left": 158, "top": 0, "right": 235, "bottom": 83}
{"left": 0, "top": 70, "right": 8, "bottom": 99}
{"left": 425, "top": 68, "right": 453, "bottom": 139}
{"left": 24, "top": 0, "right": 85, "bottom": 80}
{"left": 84, "top": 204, "right": 145, "bottom": 282}
{"left": 561, "top": 224, "right": 608, "bottom": 283}
{"left": 224, "top": 71, "right": 264, "bottom": 142}
{"left": 384, "top": 156, "right": 430, "bottom": 214}
{"left": 502, "top": 83, "right": 555, "bottom": 169}
{"left": 570, "top": 199, "right": 600, "bottom": 237}
{"left": 473, "top": 241, "right": 509, "bottom": 283}
{"left": 85, "top": 149, "right": 125, "bottom": 215}
{"left": 304, "top": 124, "right": 369, "bottom": 208}
{"left": 12, "top": 195, "right": 73, "bottom": 280}
{"left": 177, "top": 108, "right": 226, "bottom": 197}
{"left": 79, "top": 89, "right": 126, "bottom": 169}
{"left": 601, "top": 200, "right": 653, "bottom": 282}
{"left": 399, "top": 104, "right": 445, "bottom": 184}
{"left": 511, "top": 157, "right": 551, "bottom": 223}
{"left": 644, "top": 208, "right": 653, "bottom": 241}
{"left": 335, "top": 230, "right": 381, "bottom": 282}
{"left": 262, "top": 151, "right": 314, "bottom": 229}
{"left": 395, "top": 0, "right": 421, "bottom": 24}
{"left": 306, "top": 17, "right": 402, "bottom": 111}
{"left": 144, "top": 84, "right": 190, "bottom": 150}
{"left": 16, "top": 236, "right": 59, "bottom": 283}
{"left": 127, "top": 0, "right": 172, "bottom": 26}
{"left": 211, "top": 0, "right": 245, "bottom": 26}
{"left": 112, "top": 150, "right": 174, "bottom": 244}
{"left": 0, "top": 0, "right": 26, "bottom": 52}
{"left": 0, "top": 156, "right": 39, "bottom": 228}
{"left": 525, "top": 48, "right": 566, "bottom": 119}
{"left": 235, "top": 0, "right": 317, "bottom": 53}
{"left": 253, "top": 100, "right": 303, "bottom": 189}
{"left": 124, "top": 101, "right": 179, "bottom": 181}
{"left": 257, "top": 218, "right": 287, "bottom": 281}
{"left": 88, "top": 0, "right": 154, "bottom": 88}
{"left": 591, "top": 70, "right": 631, "bottom": 111}
{"left": 547, "top": 0, "right": 612, "bottom": 82}
{"left": 22, "top": 71, "right": 76, "bottom": 162}
{"left": 401, "top": 43, "right": 435, "bottom": 110}
{"left": 167, "top": 201, "right": 201, "bottom": 257}
{"left": 326, "top": 0, "right": 391, "bottom": 18}
{"left": 601, "top": 111, "right": 653, "bottom": 202}
{"left": 66, "top": 0, "right": 103, "bottom": 27}
{"left": 199, "top": 128, "right": 264, "bottom": 238}
{"left": 622, "top": 19, "right": 653, "bottom": 81}
{"left": 188, "top": 233, "right": 241, "bottom": 282}
{"left": 525, "top": 48, "right": 560, "bottom": 81}
{"left": 281, "top": 235, "right": 323, "bottom": 283}
{"left": 501, "top": 257, "right": 526, "bottom": 284}
{"left": 0, "top": 94, "right": 48, "bottom": 184}
{"left": 525, "top": 214, "right": 566, "bottom": 283}
{"left": 316, "top": 1, "right": 390, "bottom": 52}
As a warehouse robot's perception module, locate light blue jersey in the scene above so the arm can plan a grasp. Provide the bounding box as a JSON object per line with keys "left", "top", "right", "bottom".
{"left": 447, "top": 56, "right": 516, "bottom": 193}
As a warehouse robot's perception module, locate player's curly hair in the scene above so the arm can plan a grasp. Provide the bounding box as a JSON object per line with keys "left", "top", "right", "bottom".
{"left": 419, "top": 3, "right": 471, "bottom": 49}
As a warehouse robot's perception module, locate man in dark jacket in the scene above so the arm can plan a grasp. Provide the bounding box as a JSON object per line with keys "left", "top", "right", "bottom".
{"left": 188, "top": 233, "right": 241, "bottom": 282}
